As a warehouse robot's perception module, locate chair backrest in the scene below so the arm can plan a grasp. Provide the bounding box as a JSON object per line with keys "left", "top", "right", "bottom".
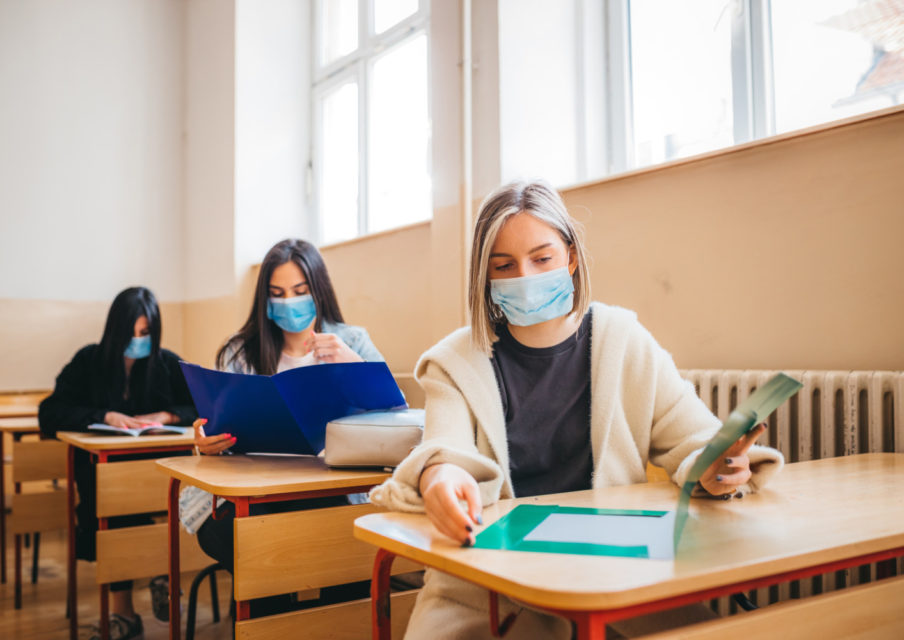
{"left": 9, "top": 438, "right": 68, "bottom": 535}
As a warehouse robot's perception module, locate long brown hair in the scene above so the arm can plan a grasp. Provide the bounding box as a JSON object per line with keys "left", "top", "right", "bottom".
{"left": 216, "top": 239, "right": 345, "bottom": 374}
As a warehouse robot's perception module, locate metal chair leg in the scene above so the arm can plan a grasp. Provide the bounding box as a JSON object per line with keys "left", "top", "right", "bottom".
{"left": 732, "top": 592, "right": 758, "bottom": 611}
{"left": 186, "top": 563, "right": 224, "bottom": 640}
{"left": 208, "top": 566, "right": 220, "bottom": 623}
{"left": 31, "top": 532, "right": 40, "bottom": 584}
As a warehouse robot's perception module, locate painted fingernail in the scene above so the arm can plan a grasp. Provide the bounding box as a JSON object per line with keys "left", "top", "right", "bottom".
{"left": 725, "top": 458, "right": 733, "bottom": 464}
{"left": 722, "top": 494, "right": 732, "bottom": 501}
{"left": 476, "top": 515, "right": 483, "bottom": 525}
{"left": 734, "top": 492, "right": 743, "bottom": 499}
{"left": 461, "top": 538, "right": 472, "bottom": 548}
{"left": 716, "top": 475, "right": 724, "bottom": 482}
{"left": 200, "top": 419, "right": 208, "bottom": 425}
{"left": 465, "top": 524, "right": 473, "bottom": 532}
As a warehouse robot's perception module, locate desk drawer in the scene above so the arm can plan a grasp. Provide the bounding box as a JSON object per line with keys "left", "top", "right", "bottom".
{"left": 96, "top": 522, "right": 211, "bottom": 583}
{"left": 96, "top": 459, "right": 169, "bottom": 517}
{"left": 235, "top": 590, "right": 419, "bottom": 640}
{"left": 235, "top": 503, "right": 422, "bottom": 601}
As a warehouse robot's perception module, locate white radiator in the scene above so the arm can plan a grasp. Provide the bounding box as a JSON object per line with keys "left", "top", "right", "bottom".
{"left": 679, "top": 369, "right": 904, "bottom": 611}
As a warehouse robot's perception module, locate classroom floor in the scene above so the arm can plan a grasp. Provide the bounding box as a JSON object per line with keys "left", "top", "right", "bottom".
{"left": 0, "top": 528, "right": 233, "bottom": 640}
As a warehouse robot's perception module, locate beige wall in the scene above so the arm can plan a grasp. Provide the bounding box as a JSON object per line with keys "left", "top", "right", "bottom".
{"left": 321, "top": 223, "right": 434, "bottom": 374}
{"left": 564, "top": 107, "right": 904, "bottom": 371}
{"left": 4, "top": 107, "right": 902, "bottom": 392}
{"left": 0, "top": 300, "right": 184, "bottom": 391}
{"left": 312, "top": 106, "right": 904, "bottom": 374}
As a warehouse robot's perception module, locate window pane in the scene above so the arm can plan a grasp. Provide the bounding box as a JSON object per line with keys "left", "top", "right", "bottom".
{"left": 320, "top": 81, "right": 359, "bottom": 244}
{"left": 368, "top": 34, "right": 431, "bottom": 234}
{"left": 320, "top": 0, "right": 358, "bottom": 65}
{"left": 771, "top": 0, "right": 902, "bottom": 134}
{"left": 630, "top": 0, "right": 734, "bottom": 168}
{"left": 374, "top": 0, "right": 419, "bottom": 34}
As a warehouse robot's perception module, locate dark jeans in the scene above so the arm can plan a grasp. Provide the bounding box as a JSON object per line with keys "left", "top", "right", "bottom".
{"left": 196, "top": 497, "right": 370, "bottom": 616}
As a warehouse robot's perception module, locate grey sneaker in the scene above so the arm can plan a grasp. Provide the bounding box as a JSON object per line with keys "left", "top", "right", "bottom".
{"left": 88, "top": 614, "right": 144, "bottom": 640}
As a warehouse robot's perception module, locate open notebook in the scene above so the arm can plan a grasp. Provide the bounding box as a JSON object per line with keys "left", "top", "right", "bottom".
{"left": 87, "top": 424, "right": 191, "bottom": 437}
{"left": 473, "top": 372, "right": 803, "bottom": 559}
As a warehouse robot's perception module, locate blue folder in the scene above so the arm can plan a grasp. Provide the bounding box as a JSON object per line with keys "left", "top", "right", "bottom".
{"left": 179, "top": 361, "right": 408, "bottom": 455}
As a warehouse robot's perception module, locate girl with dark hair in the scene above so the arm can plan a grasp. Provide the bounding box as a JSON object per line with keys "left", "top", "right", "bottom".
{"left": 39, "top": 286, "right": 197, "bottom": 640}
{"left": 179, "top": 238, "right": 384, "bottom": 614}
{"left": 214, "top": 238, "right": 380, "bottom": 375}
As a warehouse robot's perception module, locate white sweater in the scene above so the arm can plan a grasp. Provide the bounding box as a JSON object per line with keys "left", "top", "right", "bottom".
{"left": 370, "top": 302, "right": 784, "bottom": 512}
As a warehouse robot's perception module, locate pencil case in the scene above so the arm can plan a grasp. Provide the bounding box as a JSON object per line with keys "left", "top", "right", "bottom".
{"left": 324, "top": 408, "right": 425, "bottom": 468}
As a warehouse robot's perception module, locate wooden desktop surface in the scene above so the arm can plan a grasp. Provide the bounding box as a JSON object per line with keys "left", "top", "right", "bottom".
{"left": 56, "top": 430, "right": 194, "bottom": 451}
{"left": 354, "top": 453, "right": 904, "bottom": 612}
{"left": 156, "top": 454, "right": 392, "bottom": 497}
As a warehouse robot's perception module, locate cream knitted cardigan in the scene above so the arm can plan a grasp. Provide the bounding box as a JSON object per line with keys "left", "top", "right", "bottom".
{"left": 370, "top": 302, "right": 784, "bottom": 512}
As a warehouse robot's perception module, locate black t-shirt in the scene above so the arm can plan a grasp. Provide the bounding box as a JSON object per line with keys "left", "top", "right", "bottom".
{"left": 490, "top": 310, "right": 593, "bottom": 498}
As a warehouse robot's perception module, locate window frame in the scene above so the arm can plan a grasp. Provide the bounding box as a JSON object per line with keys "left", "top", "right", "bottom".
{"left": 312, "top": 0, "right": 430, "bottom": 245}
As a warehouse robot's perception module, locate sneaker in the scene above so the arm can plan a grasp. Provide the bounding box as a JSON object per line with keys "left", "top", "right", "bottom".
{"left": 149, "top": 574, "right": 170, "bottom": 623}
{"left": 87, "top": 613, "right": 144, "bottom": 640}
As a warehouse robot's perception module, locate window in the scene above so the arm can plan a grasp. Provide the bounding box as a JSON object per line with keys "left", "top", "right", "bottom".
{"left": 313, "top": 0, "right": 431, "bottom": 245}
{"left": 497, "top": 0, "right": 904, "bottom": 186}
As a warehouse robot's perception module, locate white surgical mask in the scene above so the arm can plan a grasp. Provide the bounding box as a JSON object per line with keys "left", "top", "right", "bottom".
{"left": 490, "top": 267, "right": 575, "bottom": 326}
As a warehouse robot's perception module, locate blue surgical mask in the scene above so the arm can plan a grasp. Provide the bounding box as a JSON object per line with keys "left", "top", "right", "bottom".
{"left": 267, "top": 294, "right": 317, "bottom": 333}
{"left": 489, "top": 266, "right": 575, "bottom": 326}
{"left": 124, "top": 335, "right": 152, "bottom": 359}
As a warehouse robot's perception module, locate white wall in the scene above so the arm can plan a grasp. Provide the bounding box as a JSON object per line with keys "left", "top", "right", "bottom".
{"left": 183, "top": 0, "right": 237, "bottom": 301}
{"left": 234, "top": 0, "right": 312, "bottom": 278}
{"left": 0, "top": 0, "right": 186, "bottom": 302}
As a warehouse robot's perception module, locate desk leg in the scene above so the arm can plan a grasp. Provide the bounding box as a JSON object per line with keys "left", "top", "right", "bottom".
{"left": 168, "top": 478, "right": 182, "bottom": 640}
{"left": 67, "top": 444, "right": 78, "bottom": 640}
{"left": 488, "top": 591, "right": 518, "bottom": 637}
{"left": 371, "top": 548, "right": 395, "bottom": 640}
{"left": 14, "top": 472, "right": 22, "bottom": 608}
{"left": 1, "top": 430, "right": 6, "bottom": 584}
{"left": 234, "top": 498, "right": 250, "bottom": 623}
{"left": 99, "top": 519, "right": 109, "bottom": 640}
{"left": 573, "top": 612, "right": 606, "bottom": 640}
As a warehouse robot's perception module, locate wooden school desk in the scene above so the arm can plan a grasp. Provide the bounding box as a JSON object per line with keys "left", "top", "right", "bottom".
{"left": 58, "top": 431, "right": 199, "bottom": 640}
{"left": 0, "top": 419, "right": 41, "bottom": 586}
{"left": 355, "top": 453, "right": 904, "bottom": 640}
{"left": 157, "top": 454, "right": 421, "bottom": 640}
{"left": 0, "top": 405, "right": 39, "bottom": 420}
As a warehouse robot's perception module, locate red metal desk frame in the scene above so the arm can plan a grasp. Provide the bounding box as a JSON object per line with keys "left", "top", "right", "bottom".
{"left": 369, "top": 546, "right": 904, "bottom": 640}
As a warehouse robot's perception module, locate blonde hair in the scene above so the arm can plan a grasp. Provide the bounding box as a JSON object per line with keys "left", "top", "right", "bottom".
{"left": 468, "top": 180, "right": 591, "bottom": 354}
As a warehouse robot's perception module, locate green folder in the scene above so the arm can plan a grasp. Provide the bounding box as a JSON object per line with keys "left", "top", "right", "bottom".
{"left": 672, "top": 372, "right": 802, "bottom": 547}
{"left": 473, "top": 373, "right": 803, "bottom": 558}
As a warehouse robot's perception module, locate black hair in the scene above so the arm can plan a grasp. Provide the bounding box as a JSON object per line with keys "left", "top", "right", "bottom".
{"left": 96, "top": 286, "right": 162, "bottom": 404}
{"left": 217, "top": 239, "right": 345, "bottom": 375}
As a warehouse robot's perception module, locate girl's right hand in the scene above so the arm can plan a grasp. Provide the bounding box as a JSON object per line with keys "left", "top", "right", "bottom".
{"left": 192, "top": 418, "right": 236, "bottom": 455}
{"left": 103, "top": 411, "right": 144, "bottom": 429}
{"left": 419, "top": 463, "right": 483, "bottom": 546}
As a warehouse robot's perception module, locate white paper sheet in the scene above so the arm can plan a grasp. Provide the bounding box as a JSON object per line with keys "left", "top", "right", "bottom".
{"left": 522, "top": 511, "right": 676, "bottom": 559}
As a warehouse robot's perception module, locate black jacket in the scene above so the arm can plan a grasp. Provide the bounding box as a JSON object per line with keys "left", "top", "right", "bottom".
{"left": 39, "top": 344, "right": 198, "bottom": 437}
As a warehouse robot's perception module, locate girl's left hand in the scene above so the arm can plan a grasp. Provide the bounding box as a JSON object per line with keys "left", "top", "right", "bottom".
{"left": 699, "top": 423, "right": 767, "bottom": 496}
{"left": 307, "top": 332, "right": 363, "bottom": 364}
